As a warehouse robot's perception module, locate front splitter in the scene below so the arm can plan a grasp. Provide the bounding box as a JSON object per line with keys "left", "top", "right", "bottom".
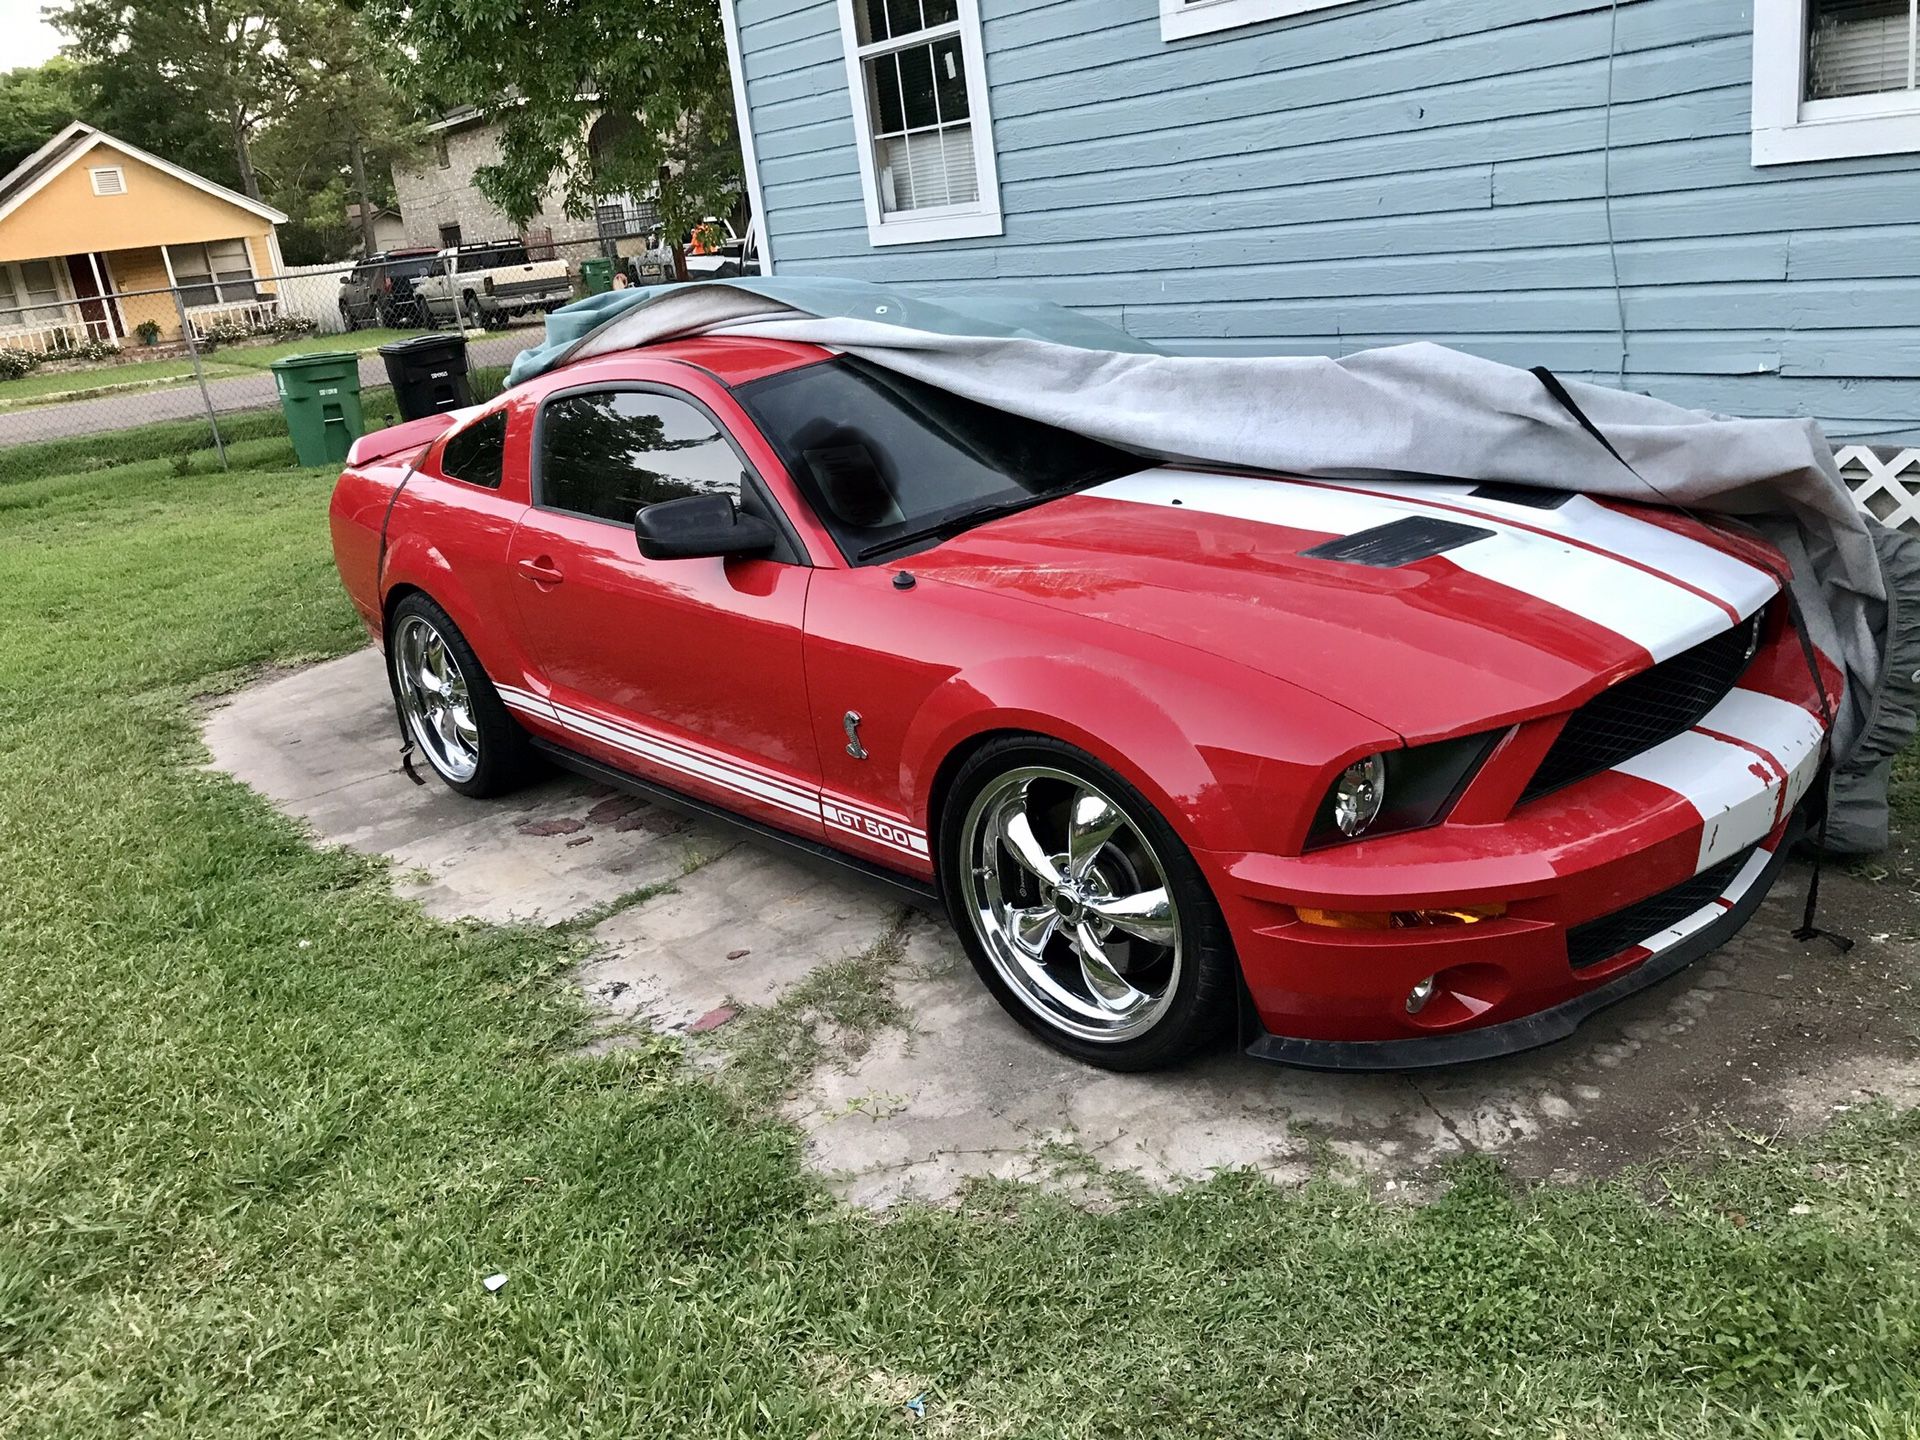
{"left": 1245, "top": 820, "right": 1803, "bottom": 1071}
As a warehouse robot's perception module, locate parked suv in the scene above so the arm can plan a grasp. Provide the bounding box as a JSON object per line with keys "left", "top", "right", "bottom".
{"left": 338, "top": 248, "right": 440, "bottom": 330}
{"left": 414, "top": 240, "right": 572, "bottom": 330}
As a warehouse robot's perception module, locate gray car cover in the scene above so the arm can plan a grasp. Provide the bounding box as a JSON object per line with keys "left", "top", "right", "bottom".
{"left": 509, "top": 278, "right": 1913, "bottom": 853}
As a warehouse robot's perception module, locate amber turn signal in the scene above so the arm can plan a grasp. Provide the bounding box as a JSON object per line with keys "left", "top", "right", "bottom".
{"left": 1296, "top": 902, "right": 1507, "bottom": 930}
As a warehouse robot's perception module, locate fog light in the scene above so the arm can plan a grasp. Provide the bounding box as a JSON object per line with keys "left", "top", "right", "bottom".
{"left": 1406, "top": 976, "right": 1436, "bottom": 1014}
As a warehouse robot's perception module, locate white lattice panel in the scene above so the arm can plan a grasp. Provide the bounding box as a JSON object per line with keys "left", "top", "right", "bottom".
{"left": 1836, "top": 444, "right": 1920, "bottom": 534}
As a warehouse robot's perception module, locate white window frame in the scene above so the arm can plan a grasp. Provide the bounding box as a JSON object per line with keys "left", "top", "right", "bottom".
{"left": 1754, "top": 0, "right": 1920, "bottom": 164}
{"left": 835, "top": 0, "right": 1003, "bottom": 247}
{"left": 88, "top": 165, "right": 127, "bottom": 196}
{"left": 165, "top": 239, "right": 260, "bottom": 308}
{"left": 0, "top": 257, "right": 78, "bottom": 333}
{"left": 1160, "top": 0, "right": 1359, "bottom": 43}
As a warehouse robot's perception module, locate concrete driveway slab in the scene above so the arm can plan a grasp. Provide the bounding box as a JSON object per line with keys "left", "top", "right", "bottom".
{"left": 582, "top": 844, "right": 906, "bottom": 1033}
{"left": 205, "top": 650, "right": 1920, "bottom": 1209}
{"left": 202, "top": 648, "right": 736, "bottom": 924}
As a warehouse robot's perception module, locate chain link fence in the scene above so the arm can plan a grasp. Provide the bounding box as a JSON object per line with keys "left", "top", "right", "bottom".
{"left": 0, "top": 231, "right": 737, "bottom": 487}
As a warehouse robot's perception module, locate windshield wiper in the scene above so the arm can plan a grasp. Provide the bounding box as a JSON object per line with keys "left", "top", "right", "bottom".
{"left": 855, "top": 492, "right": 1064, "bottom": 562}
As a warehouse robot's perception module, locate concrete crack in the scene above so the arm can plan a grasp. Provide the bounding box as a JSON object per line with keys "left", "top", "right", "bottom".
{"left": 1404, "top": 1075, "right": 1476, "bottom": 1155}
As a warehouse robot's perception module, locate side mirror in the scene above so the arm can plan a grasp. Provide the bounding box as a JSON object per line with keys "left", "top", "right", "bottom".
{"left": 340, "top": 273, "right": 352, "bottom": 285}
{"left": 633, "top": 493, "right": 777, "bottom": 561}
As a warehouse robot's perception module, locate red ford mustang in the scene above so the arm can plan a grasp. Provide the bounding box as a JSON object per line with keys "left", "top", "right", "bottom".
{"left": 329, "top": 335, "right": 1834, "bottom": 1071}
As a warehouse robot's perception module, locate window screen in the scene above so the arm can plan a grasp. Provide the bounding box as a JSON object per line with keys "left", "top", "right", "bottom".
{"left": 170, "top": 240, "right": 257, "bottom": 307}
{"left": 439, "top": 411, "right": 507, "bottom": 489}
{"left": 1, "top": 260, "right": 63, "bottom": 324}
{"left": 1807, "top": 0, "right": 1919, "bottom": 99}
{"left": 538, "top": 390, "right": 744, "bottom": 525}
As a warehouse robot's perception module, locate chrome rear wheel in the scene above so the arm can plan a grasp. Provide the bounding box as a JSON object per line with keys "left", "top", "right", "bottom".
{"left": 394, "top": 613, "right": 481, "bottom": 783}
{"left": 958, "top": 765, "right": 1182, "bottom": 1045}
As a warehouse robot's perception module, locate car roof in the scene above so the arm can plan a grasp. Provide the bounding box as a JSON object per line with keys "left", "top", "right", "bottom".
{"left": 545, "top": 335, "right": 834, "bottom": 388}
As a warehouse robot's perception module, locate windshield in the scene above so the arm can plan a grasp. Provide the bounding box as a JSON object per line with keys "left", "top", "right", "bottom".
{"left": 733, "top": 356, "right": 1146, "bottom": 562}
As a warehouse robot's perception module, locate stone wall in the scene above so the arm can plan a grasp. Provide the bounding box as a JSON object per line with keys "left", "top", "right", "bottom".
{"left": 391, "top": 120, "right": 600, "bottom": 250}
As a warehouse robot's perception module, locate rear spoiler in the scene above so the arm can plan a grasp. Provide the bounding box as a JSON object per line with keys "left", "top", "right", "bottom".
{"left": 345, "top": 408, "right": 475, "bottom": 468}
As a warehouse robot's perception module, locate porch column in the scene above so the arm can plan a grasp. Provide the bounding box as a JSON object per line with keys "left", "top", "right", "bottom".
{"left": 158, "top": 245, "right": 185, "bottom": 342}
{"left": 85, "top": 251, "right": 119, "bottom": 340}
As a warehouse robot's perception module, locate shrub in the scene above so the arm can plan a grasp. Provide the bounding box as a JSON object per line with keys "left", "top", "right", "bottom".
{"left": 255, "top": 313, "right": 315, "bottom": 337}
{"left": 195, "top": 319, "right": 251, "bottom": 351}
{"left": 73, "top": 338, "right": 121, "bottom": 362}
{"left": 135, "top": 319, "right": 162, "bottom": 346}
{"left": 0, "top": 346, "right": 39, "bottom": 381}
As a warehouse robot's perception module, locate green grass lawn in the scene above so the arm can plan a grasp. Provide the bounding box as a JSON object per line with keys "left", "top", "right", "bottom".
{"left": 0, "top": 329, "right": 432, "bottom": 410}
{"left": 2, "top": 434, "right": 1918, "bottom": 1436}
{"left": 0, "top": 357, "right": 249, "bottom": 408}
{"left": 217, "top": 328, "right": 426, "bottom": 370}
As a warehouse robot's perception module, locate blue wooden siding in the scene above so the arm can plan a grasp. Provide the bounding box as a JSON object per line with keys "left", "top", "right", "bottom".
{"left": 735, "top": 0, "right": 1920, "bottom": 442}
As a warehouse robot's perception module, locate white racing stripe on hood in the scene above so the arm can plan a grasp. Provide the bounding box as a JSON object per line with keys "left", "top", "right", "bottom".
{"left": 1089, "top": 470, "right": 1739, "bottom": 660}
{"left": 1308, "top": 480, "right": 1779, "bottom": 622}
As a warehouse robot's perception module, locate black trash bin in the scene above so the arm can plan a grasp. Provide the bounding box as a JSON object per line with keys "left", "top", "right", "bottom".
{"left": 378, "top": 332, "right": 473, "bottom": 421}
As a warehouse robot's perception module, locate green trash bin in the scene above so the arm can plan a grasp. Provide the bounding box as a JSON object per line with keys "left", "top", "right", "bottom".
{"left": 271, "top": 351, "right": 366, "bottom": 467}
{"left": 579, "top": 256, "right": 615, "bottom": 296}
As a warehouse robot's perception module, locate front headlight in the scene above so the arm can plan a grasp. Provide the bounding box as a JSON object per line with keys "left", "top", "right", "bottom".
{"left": 1306, "top": 731, "right": 1504, "bottom": 849}
{"left": 1330, "top": 754, "right": 1385, "bottom": 837}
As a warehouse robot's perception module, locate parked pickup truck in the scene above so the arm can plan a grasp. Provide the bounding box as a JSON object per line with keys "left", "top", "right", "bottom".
{"left": 415, "top": 241, "right": 571, "bottom": 330}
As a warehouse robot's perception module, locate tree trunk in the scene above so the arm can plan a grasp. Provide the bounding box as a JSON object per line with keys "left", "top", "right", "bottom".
{"left": 231, "top": 109, "right": 262, "bottom": 202}
{"left": 350, "top": 134, "right": 377, "bottom": 257}
{"left": 671, "top": 241, "right": 688, "bottom": 283}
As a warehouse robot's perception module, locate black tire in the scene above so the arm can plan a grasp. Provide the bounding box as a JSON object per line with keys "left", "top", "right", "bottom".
{"left": 339, "top": 302, "right": 361, "bottom": 332}
{"left": 386, "top": 592, "right": 536, "bottom": 799}
{"left": 938, "top": 735, "right": 1237, "bottom": 1071}
{"left": 463, "top": 292, "right": 486, "bottom": 330}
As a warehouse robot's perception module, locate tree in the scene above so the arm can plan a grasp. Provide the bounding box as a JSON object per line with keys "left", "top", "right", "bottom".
{"left": 256, "top": 2, "right": 422, "bottom": 260}
{"left": 369, "top": 0, "right": 744, "bottom": 270}
{"left": 54, "top": 0, "right": 299, "bottom": 201}
{"left": 0, "top": 59, "right": 86, "bottom": 174}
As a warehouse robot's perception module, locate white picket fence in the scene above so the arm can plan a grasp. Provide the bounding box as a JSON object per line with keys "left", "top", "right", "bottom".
{"left": 1836, "top": 445, "right": 1920, "bottom": 535}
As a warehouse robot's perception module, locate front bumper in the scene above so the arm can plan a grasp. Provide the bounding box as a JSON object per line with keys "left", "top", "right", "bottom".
{"left": 1242, "top": 814, "right": 1802, "bottom": 1069}
{"left": 1208, "top": 612, "right": 1830, "bottom": 1069}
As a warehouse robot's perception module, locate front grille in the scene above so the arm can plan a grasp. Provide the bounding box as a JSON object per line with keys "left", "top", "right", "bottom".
{"left": 1565, "top": 846, "right": 1755, "bottom": 970}
{"left": 1520, "top": 605, "right": 1766, "bottom": 803}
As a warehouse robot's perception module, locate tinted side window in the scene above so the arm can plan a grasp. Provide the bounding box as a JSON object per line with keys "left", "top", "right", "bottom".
{"left": 539, "top": 391, "right": 742, "bottom": 525}
{"left": 439, "top": 411, "right": 507, "bottom": 489}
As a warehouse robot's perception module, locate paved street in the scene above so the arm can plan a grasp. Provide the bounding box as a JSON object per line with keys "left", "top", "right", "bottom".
{"left": 205, "top": 649, "right": 1920, "bottom": 1209}
{"left": 0, "top": 331, "right": 530, "bottom": 446}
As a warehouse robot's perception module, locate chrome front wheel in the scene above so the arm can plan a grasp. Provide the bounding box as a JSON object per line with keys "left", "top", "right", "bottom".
{"left": 958, "top": 764, "right": 1184, "bottom": 1045}
{"left": 394, "top": 613, "right": 481, "bottom": 783}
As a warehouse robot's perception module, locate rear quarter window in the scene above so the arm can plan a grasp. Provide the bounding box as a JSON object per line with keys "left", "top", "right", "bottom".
{"left": 438, "top": 411, "right": 508, "bottom": 489}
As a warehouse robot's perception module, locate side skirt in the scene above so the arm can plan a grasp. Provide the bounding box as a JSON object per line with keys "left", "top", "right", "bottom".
{"left": 529, "top": 737, "right": 945, "bottom": 913}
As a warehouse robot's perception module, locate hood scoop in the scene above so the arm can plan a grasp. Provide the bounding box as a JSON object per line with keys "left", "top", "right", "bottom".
{"left": 1300, "top": 516, "right": 1496, "bottom": 568}
{"left": 1469, "top": 482, "right": 1574, "bottom": 509}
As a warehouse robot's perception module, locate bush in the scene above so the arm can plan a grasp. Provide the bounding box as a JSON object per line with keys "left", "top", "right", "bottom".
{"left": 256, "top": 313, "right": 315, "bottom": 337}
{"left": 0, "top": 346, "right": 39, "bottom": 381}
{"left": 195, "top": 319, "right": 251, "bottom": 351}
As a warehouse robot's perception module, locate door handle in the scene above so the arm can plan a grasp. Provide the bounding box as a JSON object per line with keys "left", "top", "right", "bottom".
{"left": 517, "top": 557, "right": 564, "bottom": 585}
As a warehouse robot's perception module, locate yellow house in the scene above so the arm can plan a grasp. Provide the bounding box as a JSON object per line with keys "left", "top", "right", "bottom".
{"left": 0, "top": 121, "right": 289, "bottom": 353}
